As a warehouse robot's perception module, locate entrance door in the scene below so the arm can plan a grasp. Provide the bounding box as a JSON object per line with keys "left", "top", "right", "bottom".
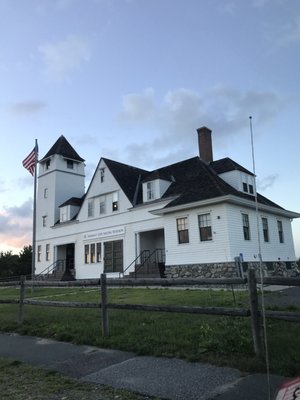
{"left": 66, "top": 244, "right": 74, "bottom": 272}
{"left": 104, "top": 240, "right": 123, "bottom": 273}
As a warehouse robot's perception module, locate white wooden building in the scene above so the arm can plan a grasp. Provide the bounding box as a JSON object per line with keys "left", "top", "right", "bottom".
{"left": 35, "top": 127, "right": 299, "bottom": 279}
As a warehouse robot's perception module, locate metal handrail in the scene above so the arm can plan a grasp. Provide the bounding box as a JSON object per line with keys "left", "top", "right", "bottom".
{"left": 134, "top": 248, "right": 165, "bottom": 278}
{"left": 34, "top": 259, "right": 65, "bottom": 280}
{"left": 121, "top": 250, "right": 150, "bottom": 277}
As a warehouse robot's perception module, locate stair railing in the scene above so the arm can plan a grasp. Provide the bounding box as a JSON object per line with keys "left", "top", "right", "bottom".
{"left": 134, "top": 248, "right": 165, "bottom": 278}
{"left": 120, "top": 250, "right": 150, "bottom": 278}
{"left": 34, "top": 259, "right": 66, "bottom": 281}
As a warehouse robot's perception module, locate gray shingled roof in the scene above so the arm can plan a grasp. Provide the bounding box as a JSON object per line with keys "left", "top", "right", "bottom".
{"left": 210, "top": 157, "right": 254, "bottom": 176}
{"left": 40, "top": 135, "right": 85, "bottom": 162}
{"left": 104, "top": 155, "right": 283, "bottom": 210}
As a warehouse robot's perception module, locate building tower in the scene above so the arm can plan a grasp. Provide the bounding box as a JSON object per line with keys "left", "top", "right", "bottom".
{"left": 36, "top": 135, "right": 85, "bottom": 242}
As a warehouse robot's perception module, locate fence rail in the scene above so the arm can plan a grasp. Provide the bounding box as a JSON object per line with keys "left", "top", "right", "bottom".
{"left": 0, "top": 273, "right": 299, "bottom": 359}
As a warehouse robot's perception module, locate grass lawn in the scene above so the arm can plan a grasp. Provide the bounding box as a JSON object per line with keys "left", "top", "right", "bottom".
{"left": 0, "top": 286, "right": 299, "bottom": 377}
{"left": 0, "top": 358, "right": 156, "bottom": 400}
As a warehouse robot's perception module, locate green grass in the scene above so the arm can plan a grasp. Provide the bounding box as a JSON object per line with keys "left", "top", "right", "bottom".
{"left": 0, "top": 287, "right": 299, "bottom": 377}
{"left": 0, "top": 358, "right": 155, "bottom": 400}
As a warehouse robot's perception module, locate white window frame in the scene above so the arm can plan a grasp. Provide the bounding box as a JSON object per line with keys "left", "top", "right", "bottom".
{"left": 147, "top": 181, "right": 155, "bottom": 200}
{"left": 88, "top": 200, "right": 94, "bottom": 218}
{"left": 198, "top": 213, "right": 212, "bottom": 241}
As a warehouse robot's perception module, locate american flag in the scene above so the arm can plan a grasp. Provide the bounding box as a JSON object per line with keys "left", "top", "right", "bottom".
{"left": 22, "top": 147, "right": 37, "bottom": 176}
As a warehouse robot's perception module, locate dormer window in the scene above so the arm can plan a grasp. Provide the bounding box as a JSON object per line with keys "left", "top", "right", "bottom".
{"left": 142, "top": 178, "right": 171, "bottom": 202}
{"left": 242, "top": 181, "right": 254, "bottom": 195}
{"left": 60, "top": 206, "right": 68, "bottom": 222}
{"left": 147, "top": 182, "right": 155, "bottom": 200}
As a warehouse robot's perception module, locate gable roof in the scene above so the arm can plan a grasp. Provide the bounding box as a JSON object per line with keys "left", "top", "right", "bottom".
{"left": 103, "top": 158, "right": 148, "bottom": 204}
{"left": 144, "top": 156, "right": 280, "bottom": 209}
{"left": 59, "top": 196, "right": 84, "bottom": 208}
{"left": 103, "top": 155, "right": 283, "bottom": 211}
{"left": 40, "top": 135, "right": 85, "bottom": 162}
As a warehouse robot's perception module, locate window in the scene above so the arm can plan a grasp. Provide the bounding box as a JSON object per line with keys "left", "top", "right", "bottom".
{"left": 242, "top": 213, "right": 250, "bottom": 240}
{"left": 176, "top": 217, "right": 189, "bottom": 244}
{"left": 37, "top": 245, "right": 41, "bottom": 262}
{"left": 84, "top": 243, "right": 102, "bottom": 264}
{"left": 60, "top": 207, "right": 67, "bottom": 222}
{"left": 67, "top": 159, "right": 74, "bottom": 169}
{"left": 42, "top": 216, "right": 47, "bottom": 227}
{"left": 46, "top": 244, "right": 50, "bottom": 261}
{"left": 147, "top": 182, "right": 155, "bottom": 200}
{"left": 262, "top": 217, "right": 269, "bottom": 242}
{"left": 249, "top": 184, "right": 254, "bottom": 194}
{"left": 243, "top": 182, "right": 248, "bottom": 192}
{"left": 112, "top": 192, "right": 118, "bottom": 212}
{"left": 90, "top": 243, "right": 95, "bottom": 263}
{"left": 84, "top": 245, "right": 90, "bottom": 264}
{"left": 44, "top": 188, "right": 48, "bottom": 198}
{"left": 277, "top": 220, "right": 284, "bottom": 243}
{"left": 96, "top": 243, "right": 102, "bottom": 262}
{"left": 45, "top": 159, "right": 51, "bottom": 170}
{"left": 88, "top": 200, "right": 94, "bottom": 218}
{"left": 99, "top": 196, "right": 106, "bottom": 215}
{"left": 198, "top": 213, "right": 212, "bottom": 241}
{"left": 100, "top": 168, "right": 105, "bottom": 183}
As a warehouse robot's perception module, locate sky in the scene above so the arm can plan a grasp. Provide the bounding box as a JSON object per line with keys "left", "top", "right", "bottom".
{"left": 1, "top": 0, "right": 300, "bottom": 258}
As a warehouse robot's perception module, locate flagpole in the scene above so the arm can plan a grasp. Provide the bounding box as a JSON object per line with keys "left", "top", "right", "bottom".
{"left": 31, "top": 139, "right": 38, "bottom": 283}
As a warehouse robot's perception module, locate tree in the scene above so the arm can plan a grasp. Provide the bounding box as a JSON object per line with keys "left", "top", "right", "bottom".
{"left": 0, "top": 246, "right": 32, "bottom": 278}
{"left": 16, "top": 245, "right": 32, "bottom": 276}
{"left": 0, "top": 251, "right": 19, "bottom": 277}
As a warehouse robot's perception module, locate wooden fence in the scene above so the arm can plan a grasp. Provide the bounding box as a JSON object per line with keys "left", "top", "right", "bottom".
{"left": 0, "top": 271, "right": 299, "bottom": 359}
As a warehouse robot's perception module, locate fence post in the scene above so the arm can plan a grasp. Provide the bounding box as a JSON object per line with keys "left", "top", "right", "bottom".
{"left": 18, "top": 275, "right": 25, "bottom": 324}
{"left": 248, "top": 269, "right": 263, "bottom": 358}
{"left": 100, "top": 273, "right": 109, "bottom": 336}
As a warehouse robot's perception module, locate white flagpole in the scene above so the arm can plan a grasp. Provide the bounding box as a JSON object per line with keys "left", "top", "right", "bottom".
{"left": 31, "top": 139, "right": 38, "bottom": 282}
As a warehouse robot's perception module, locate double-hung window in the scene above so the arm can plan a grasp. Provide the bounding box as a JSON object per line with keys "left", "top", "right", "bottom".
{"left": 242, "top": 213, "right": 250, "bottom": 240}
{"left": 147, "top": 182, "right": 155, "bottom": 200}
{"left": 46, "top": 244, "right": 50, "bottom": 261}
{"left": 262, "top": 217, "right": 269, "bottom": 242}
{"left": 84, "top": 245, "right": 90, "bottom": 264}
{"left": 88, "top": 200, "right": 94, "bottom": 218}
{"left": 198, "top": 213, "right": 212, "bottom": 241}
{"left": 112, "top": 192, "right": 118, "bottom": 211}
{"left": 37, "top": 245, "right": 42, "bottom": 262}
{"left": 99, "top": 196, "right": 106, "bottom": 215}
{"left": 176, "top": 217, "right": 189, "bottom": 244}
{"left": 277, "top": 220, "right": 284, "bottom": 243}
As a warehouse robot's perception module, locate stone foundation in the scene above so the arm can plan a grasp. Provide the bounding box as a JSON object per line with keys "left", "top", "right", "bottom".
{"left": 165, "top": 261, "right": 298, "bottom": 279}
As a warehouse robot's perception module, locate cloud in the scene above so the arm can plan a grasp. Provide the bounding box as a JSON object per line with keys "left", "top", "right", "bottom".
{"left": 38, "top": 35, "right": 91, "bottom": 81}
{"left": 118, "top": 86, "right": 287, "bottom": 168}
{"left": 4, "top": 199, "right": 33, "bottom": 219}
{"left": 277, "top": 14, "right": 300, "bottom": 47}
{"left": 0, "top": 199, "right": 33, "bottom": 251}
{"left": 257, "top": 174, "right": 279, "bottom": 191}
{"left": 119, "top": 88, "right": 155, "bottom": 122}
{"left": 9, "top": 101, "right": 46, "bottom": 115}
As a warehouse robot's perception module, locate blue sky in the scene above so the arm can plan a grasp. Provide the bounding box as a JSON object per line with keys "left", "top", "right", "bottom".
{"left": 1, "top": 0, "right": 300, "bottom": 257}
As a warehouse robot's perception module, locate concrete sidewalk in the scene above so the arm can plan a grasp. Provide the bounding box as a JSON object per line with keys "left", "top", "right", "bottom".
{"left": 0, "top": 332, "right": 286, "bottom": 399}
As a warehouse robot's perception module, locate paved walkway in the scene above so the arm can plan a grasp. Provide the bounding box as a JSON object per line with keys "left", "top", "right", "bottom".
{"left": 0, "top": 332, "right": 287, "bottom": 399}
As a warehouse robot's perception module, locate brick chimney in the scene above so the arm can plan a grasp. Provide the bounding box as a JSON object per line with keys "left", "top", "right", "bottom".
{"left": 197, "top": 126, "right": 213, "bottom": 163}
